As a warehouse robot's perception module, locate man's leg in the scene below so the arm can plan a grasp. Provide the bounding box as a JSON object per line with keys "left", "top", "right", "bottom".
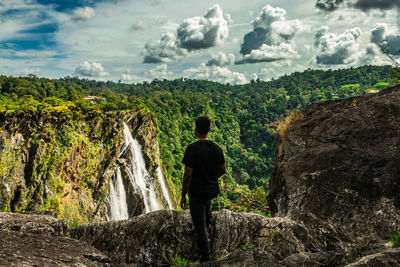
{"left": 189, "top": 197, "right": 211, "bottom": 262}
{"left": 205, "top": 200, "right": 211, "bottom": 226}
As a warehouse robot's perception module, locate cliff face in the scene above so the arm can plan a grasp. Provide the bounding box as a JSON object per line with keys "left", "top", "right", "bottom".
{"left": 0, "top": 108, "right": 171, "bottom": 225}
{"left": 269, "top": 85, "right": 400, "bottom": 251}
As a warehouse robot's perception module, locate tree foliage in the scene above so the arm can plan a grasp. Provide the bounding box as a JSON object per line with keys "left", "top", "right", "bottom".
{"left": 0, "top": 65, "right": 394, "bottom": 214}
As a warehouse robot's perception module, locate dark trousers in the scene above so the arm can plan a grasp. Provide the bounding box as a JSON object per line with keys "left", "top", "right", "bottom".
{"left": 189, "top": 197, "right": 212, "bottom": 261}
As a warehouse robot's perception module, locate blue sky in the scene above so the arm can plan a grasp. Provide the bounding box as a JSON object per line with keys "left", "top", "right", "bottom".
{"left": 0, "top": 0, "right": 398, "bottom": 84}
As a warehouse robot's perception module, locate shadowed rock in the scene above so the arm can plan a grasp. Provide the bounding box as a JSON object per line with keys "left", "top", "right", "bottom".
{"left": 0, "top": 212, "right": 111, "bottom": 266}
{"left": 269, "top": 84, "right": 400, "bottom": 263}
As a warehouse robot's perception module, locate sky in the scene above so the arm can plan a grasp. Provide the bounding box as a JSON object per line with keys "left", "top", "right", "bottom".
{"left": 0, "top": 0, "right": 399, "bottom": 84}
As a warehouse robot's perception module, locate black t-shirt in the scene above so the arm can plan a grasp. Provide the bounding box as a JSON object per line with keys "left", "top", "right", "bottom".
{"left": 182, "top": 140, "right": 225, "bottom": 200}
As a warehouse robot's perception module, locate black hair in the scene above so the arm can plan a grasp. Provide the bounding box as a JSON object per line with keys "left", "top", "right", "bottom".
{"left": 195, "top": 116, "right": 211, "bottom": 135}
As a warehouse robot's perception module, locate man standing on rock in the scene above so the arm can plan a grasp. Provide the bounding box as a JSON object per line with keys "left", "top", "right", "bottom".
{"left": 181, "top": 116, "right": 226, "bottom": 263}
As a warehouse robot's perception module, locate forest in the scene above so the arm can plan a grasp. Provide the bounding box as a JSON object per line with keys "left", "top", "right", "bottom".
{"left": 0, "top": 65, "right": 395, "bottom": 215}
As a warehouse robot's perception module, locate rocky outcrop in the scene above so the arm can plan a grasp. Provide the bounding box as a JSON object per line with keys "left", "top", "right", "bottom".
{"left": 0, "top": 212, "right": 110, "bottom": 266}
{"left": 1, "top": 207, "right": 399, "bottom": 266}
{"left": 68, "top": 209, "right": 327, "bottom": 266}
{"left": 269, "top": 85, "right": 400, "bottom": 261}
{"left": 0, "top": 108, "right": 170, "bottom": 225}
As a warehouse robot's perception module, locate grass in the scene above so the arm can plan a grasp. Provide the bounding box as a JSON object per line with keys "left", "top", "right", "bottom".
{"left": 388, "top": 231, "right": 400, "bottom": 247}
{"left": 271, "top": 110, "right": 304, "bottom": 157}
{"left": 162, "top": 251, "right": 199, "bottom": 266}
{"left": 273, "top": 110, "right": 304, "bottom": 141}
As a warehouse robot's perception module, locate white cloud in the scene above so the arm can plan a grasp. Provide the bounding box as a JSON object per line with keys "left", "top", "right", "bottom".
{"left": 358, "top": 43, "right": 389, "bottom": 65}
{"left": 237, "top": 43, "right": 299, "bottom": 64}
{"left": 314, "top": 27, "right": 362, "bottom": 65}
{"left": 72, "top": 7, "right": 95, "bottom": 22}
{"left": 75, "top": 61, "right": 108, "bottom": 77}
{"left": 145, "top": 64, "right": 173, "bottom": 79}
{"left": 184, "top": 63, "right": 248, "bottom": 84}
{"left": 21, "top": 68, "right": 41, "bottom": 76}
{"left": 206, "top": 52, "right": 235, "bottom": 66}
{"left": 177, "top": 4, "right": 229, "bottom": 50}
{"left": 120, "top": 70, "right": 145, "bottom": 83}
{"left": 370, "top": 23, "right": 400, "bottom": 55}
{"left": 143, "top": 33, "right": 187, "bottom": 63}
{"left": 144, "top": 4, "right": 230, "bottom": 63}
{"left": 238, "top": 5, "right": 301, "bottom": 64}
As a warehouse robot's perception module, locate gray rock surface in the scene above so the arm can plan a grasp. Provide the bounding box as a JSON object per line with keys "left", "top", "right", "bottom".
{"left": 68, "top": 209, "right": 319, "bottom": 266}
{"left": 0, "top": 212, "right": 111, "bottom": 266}
{"left": 269, "top": 85, "right": 400, "bottom": 254}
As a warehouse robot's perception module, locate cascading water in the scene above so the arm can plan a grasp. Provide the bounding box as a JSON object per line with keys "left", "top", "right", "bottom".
{"left": 107, "top": 167, "right": 129, "bottom": 220}
{"left": 120, "top": 122, "right": 159, "bottom": 213}
{"left": 156, "top": 166, "right": 173, "bottom": 209}
{"left": 107, "top": 122, "right": 174, "bottom": 220}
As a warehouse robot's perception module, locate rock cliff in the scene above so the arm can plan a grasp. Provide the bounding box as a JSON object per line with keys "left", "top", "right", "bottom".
{"left": 269, "top": 84, "right": 400, "bottom": 254}
{"left": 0, "top": 108, "right": 172, "bottom": 225}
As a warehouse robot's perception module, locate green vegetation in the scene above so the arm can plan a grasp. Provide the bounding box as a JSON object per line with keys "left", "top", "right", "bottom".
{"left": 162, "top": 251, "right": 199, "bottom": 266}
{"left": 389, "top": 231, "right": 400, "bottom": 247}
{"left": 0, "top": 65, "right": 394, "bottom": 216}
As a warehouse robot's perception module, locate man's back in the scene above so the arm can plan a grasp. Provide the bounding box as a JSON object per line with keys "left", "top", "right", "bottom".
{"left": 182, "top": 140, "right": 224, "bottom": 199}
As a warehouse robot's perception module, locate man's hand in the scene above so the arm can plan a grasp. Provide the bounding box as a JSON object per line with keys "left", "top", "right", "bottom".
{"left": 180, "top": 195, "right": 187, "bottom": 210}
{"left": 180, "top": 165, "right": 193, "bottom": 210}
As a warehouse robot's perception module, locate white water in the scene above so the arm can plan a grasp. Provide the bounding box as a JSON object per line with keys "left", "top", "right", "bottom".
{"left": 107, "top": 167, "right": 129, "bottom": 220}
{"left": 157, "top": 166, "right": 173, "bottom": 209}
{"left": 120, "top": 122, "right": 159, "bottom": 213}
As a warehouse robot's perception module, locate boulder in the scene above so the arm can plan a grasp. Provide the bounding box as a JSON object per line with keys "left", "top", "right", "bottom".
{"left": 269, "top": 85, "right": 400, "bottom": 255}
{"left": 68, "top": 209, "right": 319, "bottom": 265}
{"left": 0, "top": 212, "right": 111, "bottom": 266}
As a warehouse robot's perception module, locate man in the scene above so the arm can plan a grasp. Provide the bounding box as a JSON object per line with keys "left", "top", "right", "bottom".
{"left": 181, "top": 116, "right": 226, "bottom": 263}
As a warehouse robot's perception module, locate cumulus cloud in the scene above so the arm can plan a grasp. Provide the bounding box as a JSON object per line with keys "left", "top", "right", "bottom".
{"left": 75, "top": 61, "right": 108, "bottom": 77}
{"left": 143, "top": 33, "right": 187, "bottom": 63}
{"left": 144, "top": 4, "right": 230, "bottom": 63}
{"left": 315, "top": 0, "right": 400, "bottom": 12}
{"left": 236, "top": 43, "right": 299, "bottom": 64}
{"left": 145, "top": 64, "right": 173, "bottom": 79}
{"left": 184, "top": 63, "right": 247, "bottom": 84}
{"left": 21, "top": 68, "right": 41, "bottom": 76}
{"left": 314, "top": 27, "right": 362, "bottom": 65}
{"left": 370, "top": 23, "right": 400, "bottom": 55}
{"left": 358, "top": 43, "right": 387, "bottom": 65}
{"left": 353, "top": 0, "right": 400, "bottom": 11}
{"left": 252, "top": 67, "right": 281, "bottom": 81}
{"left": 237, "top": 5, "right": 300, "bottom": 64}
{"left": 370, "top": 23, "right": 387, "bottom": 44}
{"left": 381, "top": 35, "right": 400, "bottom": 55}
{"left": 177, "top": 4, "right": 229, "bottom": 50}
{"left": 120, "top": 71, "right": 143, "bottom": 83}
{"left": 315, "top": 0, "right": 344, "bottom": 11}
{"left": 206, "top": 52, "right": 235, "bottom": 66}
{"left": 72, "top": 7, "right": 95, "bottom": 22}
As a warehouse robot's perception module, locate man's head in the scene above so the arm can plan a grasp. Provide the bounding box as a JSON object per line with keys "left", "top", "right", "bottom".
{"left": 195, "top": 116, "right": 211, "bottom": 136}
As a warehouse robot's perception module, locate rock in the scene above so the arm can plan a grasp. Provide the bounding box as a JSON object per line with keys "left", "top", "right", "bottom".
{"left": 0, "top": 212, "right": 111, "bottom": 266}
{"left": 344, "top": 247, "right": 400, "bottom": 266}
{"left": 0, "top": 211, "right": 66, "bottom": 235}
{"left": 69, "top": 209, "right": 319, "bottom": 266}
{"left": 186, "top": 248, "right": 280, "bottom": 267}
{"left": 269, "top": 85, "right": 400, "bottom": 253}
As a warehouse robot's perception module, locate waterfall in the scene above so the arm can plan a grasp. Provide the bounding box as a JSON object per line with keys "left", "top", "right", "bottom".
{"left": 156, "top": 166, "right": 173, "bottom": 209}
{"left": 107, "top": 167, "right": 129, "bottom": 220}
{"left": 120, "top": 122, "right": 159, "bottom": 213}
{"left": 107, "top": 122, "right": 174, "bottom": 220}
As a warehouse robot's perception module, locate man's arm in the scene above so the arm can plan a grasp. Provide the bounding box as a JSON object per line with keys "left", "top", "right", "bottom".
{"left": 180, "top": 165, "right": 193, "bottom": 209}
{"left": 217, "top": 163, "right": 226, "bottom": 178}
